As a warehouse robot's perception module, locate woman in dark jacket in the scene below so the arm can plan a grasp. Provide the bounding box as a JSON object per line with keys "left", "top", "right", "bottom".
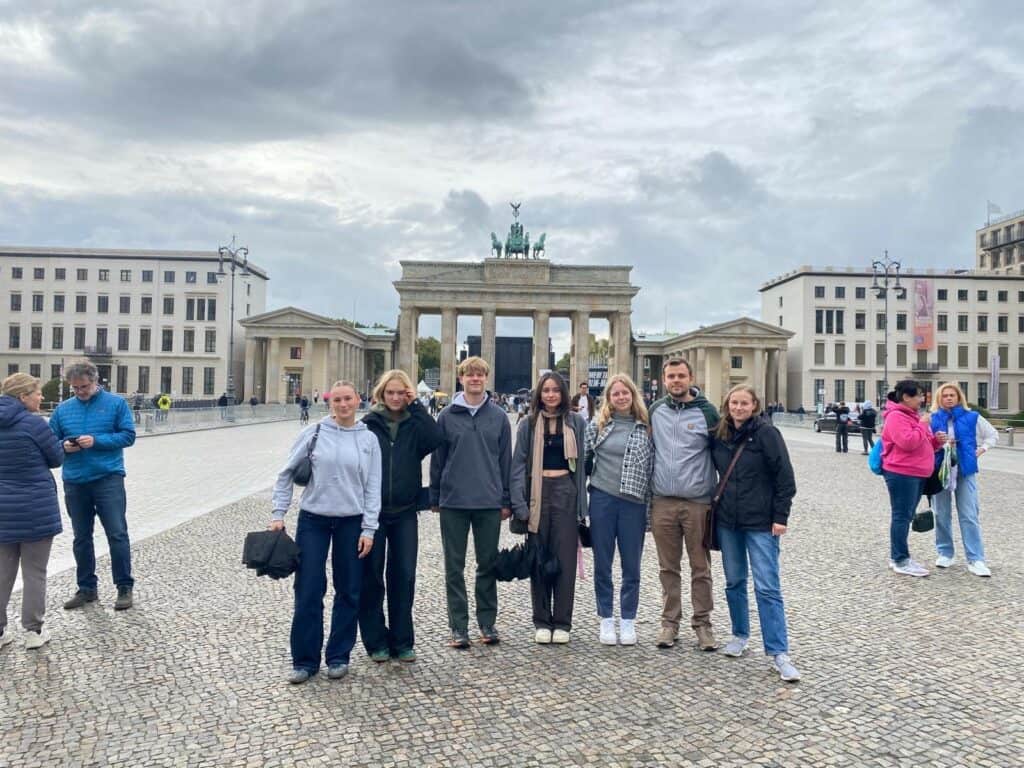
{"left": 711, "top": 384, "right": 799, "bottom": 682}
{"left": 359, "top": 369, "right": 444, "bottom": 662}
{"left": 0, "top": 373, "right": 64, "bottom": 650}
{"left": 510, "top": 372, "right": 588, "bottom": 644}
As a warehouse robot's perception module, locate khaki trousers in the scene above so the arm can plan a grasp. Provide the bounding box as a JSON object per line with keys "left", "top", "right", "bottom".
{"left": 650, "top": 496, "right": 713, "bottom": 632}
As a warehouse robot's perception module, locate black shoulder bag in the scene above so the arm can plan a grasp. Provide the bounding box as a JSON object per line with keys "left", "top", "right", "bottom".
{"left": 702, "top": 441, "right": 746, "bottom": 551}
{"left": 292, "top": 423, "right": 321, "bottom": 487}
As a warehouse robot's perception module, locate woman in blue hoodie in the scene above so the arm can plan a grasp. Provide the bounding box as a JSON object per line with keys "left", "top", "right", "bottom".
{"left": 0, "top": 374, "right": 64, "bottom": 650}
{"left": 270, "top": 380, "right": 381, "bottom": 684}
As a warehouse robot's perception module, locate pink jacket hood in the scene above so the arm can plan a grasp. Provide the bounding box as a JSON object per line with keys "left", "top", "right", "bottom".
{"left": 880, "top": 402, "right": 942, "bottom": 478}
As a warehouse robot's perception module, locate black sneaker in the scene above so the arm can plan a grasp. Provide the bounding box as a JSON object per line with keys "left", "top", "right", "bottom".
{"left": 479, "top": 626, "right": 501, "bottom": 645}
{"left": 114, "top": 587, "right": 133, "bottom": 611}
{"left": 63, "top": 590, "right": 98, "bottom": 610}
{"left": 448, "top": 630, "right": 471, "bottom": 649}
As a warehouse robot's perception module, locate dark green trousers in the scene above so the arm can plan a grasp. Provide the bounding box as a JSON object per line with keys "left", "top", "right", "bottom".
{"left": 439, "top": 508, "right": 501, "bottom": 632}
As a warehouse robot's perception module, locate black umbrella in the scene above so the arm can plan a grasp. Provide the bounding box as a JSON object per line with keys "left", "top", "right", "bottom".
{"left": 492, "top": 538, "right": 537, "bottom": 582}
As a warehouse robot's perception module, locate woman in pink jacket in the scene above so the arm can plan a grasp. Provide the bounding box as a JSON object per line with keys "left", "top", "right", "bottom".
{"left": 880, "top": 380, "right": 946, "bottom": 577}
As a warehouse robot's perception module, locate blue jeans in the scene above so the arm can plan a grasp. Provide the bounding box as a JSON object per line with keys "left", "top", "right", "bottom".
{"left": 933, "top": 473, "right": 984, "bottom": 562}
{"left": 291, "top": 511, "right": 363, "bottom": 673}
{"left": 884, "top": 471, "right": 924, "bottom": 564}
{"left": 717, "top": 526, "right": 789, "bottom": 655}
{"left": 64, "top": 474, "right": 133, "bottom": 591}
{"left": 588, "top": 487, "right": 647, "bottom": 620}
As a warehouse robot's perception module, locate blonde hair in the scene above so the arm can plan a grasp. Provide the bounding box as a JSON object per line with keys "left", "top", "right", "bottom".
{"left": 329, "top": 379, "right": 359, "bottom": 396}
{"left": 1, "top": 372, "right": 40, "bottom": 399}
{"left": 595, "top": 374, "right": 649, "bottom": 432}
{"left": 457, "top": 356, "right": 490, "bottom": 377}
{"left": 930, "top": 382, "right": 969, "bottom": 413}
{"left": 372, "top": 369, "right": 414, "bottom": 404}
{"left": 715, "top": 384, "right": 761, "bottom": 440}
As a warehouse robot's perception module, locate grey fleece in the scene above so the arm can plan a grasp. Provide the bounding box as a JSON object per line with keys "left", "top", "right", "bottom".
{"left": 430, "top": 393, "right": 511, "bottom": 510}
{"left": 650, "top": 396, "right": 718, "bottom": 501}
{"left": 590, "top": 414, "right": 641, "bottom": 501}
{"left": 272, "top": 418, "right": 382, "bottom": 538}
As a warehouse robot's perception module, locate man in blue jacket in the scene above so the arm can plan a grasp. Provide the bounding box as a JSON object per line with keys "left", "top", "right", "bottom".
{"left": 49, "top": 361, "right": 137, "bottom": 611}
{"left": 430, "top": 357, "right": 511, "bottom": 649}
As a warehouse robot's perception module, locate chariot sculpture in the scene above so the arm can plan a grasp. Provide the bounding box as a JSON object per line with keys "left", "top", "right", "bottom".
{"left": 490, "top": 202, "right": 547, "bottom": 260}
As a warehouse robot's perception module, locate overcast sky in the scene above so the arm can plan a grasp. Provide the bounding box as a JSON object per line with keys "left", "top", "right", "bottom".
{"left": 1, "top": 1, "right": 1021, "bottom": 355}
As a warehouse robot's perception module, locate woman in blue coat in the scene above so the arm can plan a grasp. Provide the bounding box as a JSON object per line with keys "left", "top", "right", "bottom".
{"left": 0, "top": 373, "right": 64, "bottom": 650}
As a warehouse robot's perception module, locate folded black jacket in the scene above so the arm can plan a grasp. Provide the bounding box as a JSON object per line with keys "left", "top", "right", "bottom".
{"left": 242, "top": 529, "right": 300, "bottom": 579}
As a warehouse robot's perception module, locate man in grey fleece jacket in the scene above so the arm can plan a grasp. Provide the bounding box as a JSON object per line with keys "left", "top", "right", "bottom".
{"left": 430, "top": 357, "right": 511, "bottom": 649}
{"left": 649, "top": 357, "right": 720, "bottom": 651}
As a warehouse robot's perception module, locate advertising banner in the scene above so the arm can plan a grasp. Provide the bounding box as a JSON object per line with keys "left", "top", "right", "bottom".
{"left": 913, "top": 280, "right": 934, "bottom": 350}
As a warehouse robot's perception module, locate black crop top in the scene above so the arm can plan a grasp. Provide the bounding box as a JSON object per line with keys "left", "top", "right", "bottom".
{"left": 542, "top": 430, "right": 570, "bottom": 471}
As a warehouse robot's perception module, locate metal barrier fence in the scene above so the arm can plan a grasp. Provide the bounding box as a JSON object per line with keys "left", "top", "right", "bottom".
{"left": 137, "top": 403, "right": 331, "bottom": 434}
{"left": 770, "top": 412, "right": 814, "bottom": 429}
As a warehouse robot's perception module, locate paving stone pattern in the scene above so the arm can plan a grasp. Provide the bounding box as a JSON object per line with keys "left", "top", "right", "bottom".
{"left": 2, "top": 438, "right": 1022, "bottom": 767}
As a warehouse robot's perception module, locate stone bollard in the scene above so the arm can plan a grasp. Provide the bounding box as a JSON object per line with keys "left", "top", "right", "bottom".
{"left": 1006, "top": 427, "right": 1015, "bottom": 447}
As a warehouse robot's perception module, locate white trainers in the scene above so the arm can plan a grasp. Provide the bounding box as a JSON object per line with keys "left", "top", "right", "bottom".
{"left": 25, "top": 628, "right": 50, "bottom": 650}
{"left": 599, "top": 618, "right": 616, "bottom": 646}
{"left": 0, "top": 629, "right": 15, "bottom": 648}
{"left": 891, "top": 560, "right": 929, "bottom": 577}
{"left": 967, "top": 561, "right": 992, "bottom": 577}
{"left": 534, "top": 628, "right": 552, "bottom": 644}
{"left": 772, "top": 653, "right": 801, "bottom": 682}
{"left": 722, "top": 636, "right": 749, "bottom": 657}
{"left": 619, "top": 619, "right": 637, "bottom": 646}
{"left": 935, "top": 555, "right": 954, "bottom": 568}
{"left": 551, "top": 629, "right": 570, "bottom": 644}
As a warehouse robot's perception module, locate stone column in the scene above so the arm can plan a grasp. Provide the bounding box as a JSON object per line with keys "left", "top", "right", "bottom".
{"left": 778, "top": 347, "right": 789, "bottom": 409}
{"left": 571, "top": 310, "right": 590, "bottom": 391}
{"left": 356, "top": 346, "right": 366, "bottom": 394}
{"left": 303, "top": 338, "right": 314, "bottom": 398}
{"left": 267, "top": 337, "right": 280, "bottom": 403}
{"left": 397, "top": 307, "right": 419, "bottom": 384}
{"left": 383, "top": 345, "right": 393, "bottom": 372}
{"left": 696, "top": 347, "right": 708, "bottom": 391}
{"left": 753, "top": 346, "right": 765, "bottom": 399}
{"left": 766, "top": 348, "right": 779, "bottom": 403}
{"left": 532, "top": 310, "right": 549, "bottom": 384}
{"left": 481, "top": 308, "right": 497, "bottom": 390}
{"left": 243, "top": 336, "right": 257, "bottom": 401}
{"left": 720, "top": 346, "right": 732, "bottom": 407}
{"left": 441, "top": 308, "right": 457, "bottom": 396}
{"left": 612, "top": 310, "right": 632, "bottom": 377}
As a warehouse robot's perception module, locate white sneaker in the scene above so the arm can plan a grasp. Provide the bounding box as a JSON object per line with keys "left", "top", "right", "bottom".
{"left": 599, "top": 618, "right": 616, "bottom": 646}
{"left": 619, "top": 619, "right": 637, "bottom": 646}
{"left": 891, "top": 560, "right": 929, "bottom": 577}
{"left": 967, "top": 561, "right": 992, "bottom": 577}
{"left": 0, "top": 629, "right": 15, "bottom": 648}
{"left": 935, "top": 555, "right": 954, "bottom": 568}
{"left": 551, "top": 629, "right": 570, "bottom": 644}
{"left": 722, "top": 636, "right": 749, "bottom": 657}
{"left": 534, "top": 628, "right": 552, "bottom": 644}
{"left": 25, "top": 628, "right": 50, "bottom": 650}
{"left": 772, "top": 653, "right": 801, "bottom": 682}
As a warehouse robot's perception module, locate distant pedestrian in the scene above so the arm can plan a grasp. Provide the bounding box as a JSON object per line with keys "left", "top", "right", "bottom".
{"left": 157, "top": 392, "right": 172, "bottom": 422}
{"left": 49, "top": 360, "right": 137, "bottom": 611}
{"left": 313, "top": 388, "right": 320, "bottom": 405}
{"left": 132, "top": 391, "right": 143, "bottom": 424}
{"left": 858, "top": 401, "right": 877, "bottom": 453}
{"left": 249, "top": 395, "right": 258, "bottom": 415}
{"left": 299, "top": 396, "right": 310, "bottom": 425}
{"left": 571, "top": 382, "right": 596, "bottom": 423}
{"left": 218, "top": 392, "right": 228, "bottom": 419}
{"left": 270, "top": 380, "right": 380, "bottom": 684}
{"left": 0, "top": 374, "right": 64, "bottom": 650}
{"left": 834, "top": 401, "right": 850, "bottom": 453}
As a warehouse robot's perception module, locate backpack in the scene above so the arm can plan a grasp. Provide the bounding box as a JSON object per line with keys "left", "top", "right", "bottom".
{"left": 868, "top": 438, "right": 884, "bottom": 475}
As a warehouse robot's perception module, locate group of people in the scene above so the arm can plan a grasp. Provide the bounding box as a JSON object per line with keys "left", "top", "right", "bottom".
{"left": 269, "top": 355, "right": 802, "bottom": 685}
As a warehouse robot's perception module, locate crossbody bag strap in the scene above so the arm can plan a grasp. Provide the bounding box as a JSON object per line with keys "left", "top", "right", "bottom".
{"left": 307, "top": 423, "right": 321, "bottom": 459}
{"left": 712, "top": 441, "right": 747, "bottom": 507}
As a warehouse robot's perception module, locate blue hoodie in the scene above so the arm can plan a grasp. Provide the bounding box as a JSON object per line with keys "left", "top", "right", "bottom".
{"left": 49, "top": 388, "right": 136, "bottom": 484}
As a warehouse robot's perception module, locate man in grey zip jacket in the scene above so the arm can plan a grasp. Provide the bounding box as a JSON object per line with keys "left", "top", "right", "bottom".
{"left": 649, "top": 357, "right": 720, "bottom": 651}
{"left": 430, "top": 357, "right": 512, "bottom": 649}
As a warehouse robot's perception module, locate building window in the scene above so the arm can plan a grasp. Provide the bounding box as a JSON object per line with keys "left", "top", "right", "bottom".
{"left": 95, "top": 327, "right": 108, "bottom": 350}
{"left": 6, "top": 364, "right": 17, "bottom": 376}
{"left": 977, "top": 290, "right": 988, "bottom": 302}
{"left": 936, "top": 288, "right": 947, "bottom": 301}
{"left": 957, "top": 289, "right": 968, "bottom": 301}
{"left": 203, "top": 367, "right": 216, "bottom": 395}
{"left": 896, "top": 313, "right": 907, "bottom": 331}
{"left": 97, "top": 295, "right": 109, "bottom": 314}
{"left": 119, "top": 296, "right": 131, "bottom": 314}
{"left": 290, "top": 346, "right": 303, "bottom": 360}
{"left": 76, "top": 295, "right": 87, "bottom": 313}
{"left": 117, "top": 328, "right": 130, "bottom": 351}
{"left": 30, "top": 326, "right": 42, "bottom": 349}
{"left": 183, "top": 329, "right": 195, "bottom": 352}
{"left": 29, "top": 363, "right": 40, "bottom": 378}
{"left": 73, "top": 327, "right": 85, "bottom": 350}
{"left": 813, "top": 378, "right": 825, "bottom": 406}
{"left": 8, "top": 326, "right": 20, "bottom": 349}
{"left": 915, "top": 349, "right": 927, "bottom": 368}
{"left": 246, "top": 283, "right": 251, "bottom": 297}
{"left": 855, "top": 312, "right": 865, "bottom": 330}
{"left": 51, "top": 364, "right": 61, "bottom": 380}
{"left": 855, "top": 342, "right": 865, "bottom": 366}
{"left": 876, "top": 344, "right": 886, "bottom": 367}
{"left": 730, "top": 355, "right": 742, "bottom": 369}
{"left": 98, "top": 269, "right": 110, "bottom": 282}
{"left": 186, "top": 298, "right": 195, "bottom": 321}
{"left": 998, "top": 345, "right": 1008, "bottom": 369}
{"left": 207, "top": 272, "right": 219, "bottom": 284}
{"left": 1019, "top": 346, "right": 1024, "bottom": 369}
{"left": 778, "top": 296, "right": 783, "bottom": 307}
{"left": 116, "top": 366, "right": 128, "bottom": 393}
{"left": 876, "top": 313, "right": 886, "bottom": 330}
{"left": 163, "top": 297, "right": 174, "bottom": 315}
{"left": 120, "top": 269, "right": 132, "bottom": 282}
{"left": 977, "top": 315, "right": 988, "bottom": 332}
{"left": 977, "top": 344, "right": 988, "bottom": 368}
{"left": 937, "top": 313, "right": 947, "bottom": 332}
{"left": 815, "top": 310, "right": 823, "bottom": 334}
{"left": 32, "top": 294, "right": 43, "bottom": 312}
{"left": 957, "top": 314, "right": 968, "bottom": 332}
{"left": 10, "top": 293, "right": 21, "bottom": 312}
{"left": 138, "top": 366, "right": 150, "bottom": 393}
{"left": 814, "top": 342, "right": 825, "bottom": 365}
{"left": 997, "top": 315, "right": 1008, "bottom": 333}
{"left": 11, "top": 267, "right": 22, "bottom": 279}
{"left": 896, "top": 344, "right": 907, "bottom": 367}
{"left": 76, "top": 268, "right": 88, "bottom": 281}
{"left": 855, "top": 286, "right": 866, "bottom": 300}
{"left": 834, "top": 343, "right": 845, "bottom": 366}
{"left": 937, "top": 345, "right": 948, "bottom": 368}
{"left": 998, "top": 290, "right": 1008, "bottom": 302}
{"left": 33, "top": 267, "right": 44, "bottom": 280}
{"left": 205, "top": 330, "right": 216, "bottom": 353}
{"left": 163, "top": 271, "right": 175, "bottom": 283}
{"left": 197, "top": 299, "right": 206, "bottom": 321}
{"left": 834, "top": 380, "right": 845, "bottom": 402}
{"left": 207, "top": 299, "right": 216, "bottom": 321}
{"left": 957, "top": 345, "right": 968, "bottom": 368}
{"left": 977, "top": 382, "right": 988, "bottom": 409}
{"left": 54, "top": 294, "right": 65, "bottom": 313}
{"left": 55, "top": 268, "right": 66, "bottom": 281}
{"left": 835, "top": 286, "right": 845, "bottom": 299}
{"left": 161, "top": 329, "right": 173, "bottom": 352}
{"left": 139, "top": 328, "right": 151, "bottom": 352}
{"left": 1019, "top": 315, "right": 1024, "bottom": 333}
{"left": 182, "top": 367, "right": 194, "bottom": 395}
{"left": 141, "top": 296, "right": 152, "bottom": 315}
{"left": 778, "top": 315, "right": 783, "bottom": 327}
{"left": 142, "top": 270, "right": 153, "bottom": 283}
{"left": 814, "top": 286, "right": 825, "bottom": 299}
{"left": 161, "top": 367, "right": 172, "bottom": 394}
{"left": 185, "top": 271, "right": 197, "bottom": 284}
{"left": 52, "top": 326, "right": 63, "bottom": 350}
{"left": 245, "top": 304, "right": 250, "bottom": 316}
{"left": 815, "top": 309, "right": 844, "bottom": 335}
{"left": 854, "top": 379, "right": 865, "bottom": 402}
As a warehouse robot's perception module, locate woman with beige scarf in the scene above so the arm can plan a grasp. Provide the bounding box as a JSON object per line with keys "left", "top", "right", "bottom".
{"left": 510, "top": 372, "right": 588, "bottom": 644}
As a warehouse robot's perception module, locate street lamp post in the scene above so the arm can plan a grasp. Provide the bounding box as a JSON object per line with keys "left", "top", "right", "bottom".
{"left": 217, "top": 237, "right": 250, "bottom": 406}
{"left": 870, "top": 250, "right": 907, "bottom": 398}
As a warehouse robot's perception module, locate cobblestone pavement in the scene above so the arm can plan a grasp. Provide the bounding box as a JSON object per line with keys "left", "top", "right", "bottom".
{"left": 2, "top": 434, "right": 1022, "bottom": 767}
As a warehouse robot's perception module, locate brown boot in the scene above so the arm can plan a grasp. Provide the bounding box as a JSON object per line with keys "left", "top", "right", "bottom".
{"left": 695, "top": 625, "right": 717, "bottom": 651}
{"left": 655, "top": 627, "right": 677, "bottom": 648}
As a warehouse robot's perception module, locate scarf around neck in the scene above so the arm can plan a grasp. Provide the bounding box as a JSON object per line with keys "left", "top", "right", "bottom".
{"left": 528, "top": 411, "right": 578, "bottom": 533}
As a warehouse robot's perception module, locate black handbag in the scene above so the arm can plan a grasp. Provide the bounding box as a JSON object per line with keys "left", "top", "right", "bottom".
{"left": 911, "top": 508, "right": 935, "bottom": 533}
{"left": 292, "top": 423, "right": 321, "bottom": 487}
{"left": 509, "top": 516, "right": 528, "bottom": 535}
{"left": 578, "top": 521, "right": 592, "bottom": 548}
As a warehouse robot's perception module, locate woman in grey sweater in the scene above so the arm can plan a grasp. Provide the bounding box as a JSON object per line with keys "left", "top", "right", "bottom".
{"left": 270, "top": 380, "right": 381, "bottom": 684}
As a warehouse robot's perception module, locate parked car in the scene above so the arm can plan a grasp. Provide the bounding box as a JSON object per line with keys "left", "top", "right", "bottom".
{"left": 813, "top": 413, "right": 862, "bottom": 433}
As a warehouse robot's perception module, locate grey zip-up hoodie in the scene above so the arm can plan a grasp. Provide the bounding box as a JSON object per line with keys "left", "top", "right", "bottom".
{"left": 272, "top": 417, "right": 382, "bottom": 539}
{"left": 649, "top": 390, "right": 720, "bottom": 501}
{"left": 430, "top": 392, "right": 511, "bottom": 510}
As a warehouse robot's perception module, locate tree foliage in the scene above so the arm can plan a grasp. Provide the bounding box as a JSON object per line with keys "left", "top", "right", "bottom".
{"left": 417, "top": 336, "right": 441, "bottom": 372}
{"left": 41, "top": 378, "right": 63, "bottom": 404}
